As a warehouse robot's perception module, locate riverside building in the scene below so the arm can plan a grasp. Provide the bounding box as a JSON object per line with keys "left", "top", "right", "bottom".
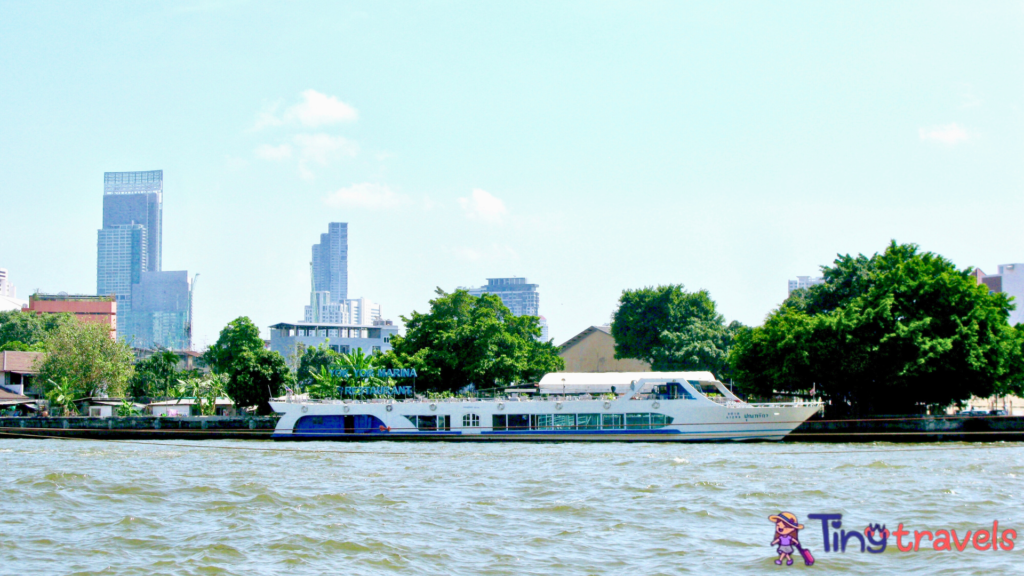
{"left": 787, "top": 276, "right": 824, "bottom": 295}
{"left": 972, "top": 264, "right": 1024, "bottom": 326}
{"left": 25, "top": 294, "right": 117, "bottom": 338}
{"left": 0, "top": 268, "right": 15, "bottom": 298}
{"left": 463, "top": 277, "right": 540, "bottom": 317}
{"left": 269, "top": 320, "right": 398, "bottom": 363}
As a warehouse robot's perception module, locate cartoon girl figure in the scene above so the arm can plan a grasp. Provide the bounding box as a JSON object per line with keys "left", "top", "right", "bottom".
{"left": 769, "top": 512, "right": 804, "bottom": 566}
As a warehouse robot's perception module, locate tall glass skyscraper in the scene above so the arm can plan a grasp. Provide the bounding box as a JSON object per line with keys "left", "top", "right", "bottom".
{"left": 102, "top": 170, "right": 162, "bottom": 272}
{"left": 97, "top": 224, "right": 147, "bottom": 302}
{"left": 97, "top": 170, "right": 191, "bottom": 349}
{"left": 312, "top": 222, "right": 348, "bottom": 302}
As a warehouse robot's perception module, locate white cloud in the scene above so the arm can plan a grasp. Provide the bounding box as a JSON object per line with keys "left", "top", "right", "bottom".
{"left": 458, "top": 188, "right": 507, "bottom": 223}
{"left": 919, "top": 123, "right": 971, "bottom": 145}
{"left": 250, "top": 90, "right": 358, "bottom": 130}
{"left": 286, "top": 90, "right": 358, "bottom": 126}
{"left": 254, "top": 143, "right": 292, "bottom": 160}
{"left": 249, "top": 102, "right": 285, "bottom": 131}
{"left": 324, "top": 183, "right": 407, "bottom": 210}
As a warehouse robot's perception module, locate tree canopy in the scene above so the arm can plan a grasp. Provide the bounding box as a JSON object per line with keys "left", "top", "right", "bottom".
{"left": 129, "top": 350, "right": 186, "bottom": 398}
{"left": 37, "top": 319, "right": 135, "bottom": 399}
{"left": 730, "top": 241, "right": 1024, "bottom": 416}
{"left": 207, "top": 317, "right": 293, "bottom": 414}
{"left": 381, "top": 288, "right": 564, "bottom": 393}
{"left": 611, "top": 285, "right": 743, "bottom": 377}
{"left": 296, "top": 344, "right": 336, "bottom": 389}
{"left": 0, "top": 310, "right": 73, "bottom": 351}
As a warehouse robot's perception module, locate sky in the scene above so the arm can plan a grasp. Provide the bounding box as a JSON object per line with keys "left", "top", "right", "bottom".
{"left": 1, "top": 1, "right": 1022, "bottom": 348}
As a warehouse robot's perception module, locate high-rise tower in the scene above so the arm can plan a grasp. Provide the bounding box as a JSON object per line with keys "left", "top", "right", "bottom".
{"left": 102, "top": 170, "right": 162, "bottom": 272}
{"left": 312, "top": 222, "right": 348, "bottom": 302}
{"left": 97, "top": 170, "right": 191, "bottom": 349}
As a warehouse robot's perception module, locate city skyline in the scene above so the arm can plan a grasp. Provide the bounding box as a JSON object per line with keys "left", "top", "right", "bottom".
{"left": 2, "top": 2, "right": 1021, "bottom": 348}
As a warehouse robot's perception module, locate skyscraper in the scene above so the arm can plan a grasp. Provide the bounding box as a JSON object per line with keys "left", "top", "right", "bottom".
{"left": 102, "top": 170, "right": 162, "bottom": 272}
{"left": 97, "top": 224, "right": 147, "bottom": 330}
{"left": 131, "top": 271, "right": 191, "bottom": 350}
{"left": 304, "top": 222, "right": 376, "bottom": 325}
{"left": 97, "top": 170, "right": 191, "bottom": 349}
{"left": 312, "top": 222, "right": 348, "bottom": 303}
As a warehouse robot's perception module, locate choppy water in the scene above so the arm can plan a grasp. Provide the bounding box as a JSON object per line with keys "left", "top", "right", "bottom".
{"left": 0, "top": 439, "right": 1021, "bottom": 575}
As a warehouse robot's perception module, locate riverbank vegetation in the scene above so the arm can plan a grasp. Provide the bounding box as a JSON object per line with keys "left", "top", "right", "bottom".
{"left": 729, "top": 242, "right": 1024, "bottom": 417}
{"left": 205, "top": 317, "right": 293, "bottom": 415}
{"left": 611, "top": 285, "right": 744, "bottom": 378}
{"left": 379, "top": 288, "right": 564, "bottom": 394}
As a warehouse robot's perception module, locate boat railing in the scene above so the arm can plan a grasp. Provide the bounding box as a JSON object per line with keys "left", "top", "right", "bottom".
{"left": 279, "top": 396, "right": 824, "bottom": 407}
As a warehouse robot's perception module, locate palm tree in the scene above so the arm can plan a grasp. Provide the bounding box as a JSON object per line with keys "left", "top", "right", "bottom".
{"left": 174, "top": 375, "right": 226, "bottom": 416}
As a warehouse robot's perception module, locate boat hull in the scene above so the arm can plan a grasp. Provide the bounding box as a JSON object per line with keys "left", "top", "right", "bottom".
{"left": 270, "top": 397, "right": 821, "bottom": 442}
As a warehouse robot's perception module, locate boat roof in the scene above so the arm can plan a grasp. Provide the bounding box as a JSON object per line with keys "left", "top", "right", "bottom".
{"left": 538, "top": 372, "right": 718, "bottom": 387}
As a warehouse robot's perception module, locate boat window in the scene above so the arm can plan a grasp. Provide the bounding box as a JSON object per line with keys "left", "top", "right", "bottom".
{"left": 533, "top": 414, "right": 554, "bottom": 430}
{"left": 650, "top": 413, "right": 673, "bottom": 428}
{"left": 602, "top": 413, "right": 623, "bottom": 429}
{"left": 506, "top": 414, "right": 530, "bottom": 431}
{"left": 492, "top": 414, "right": 506, "bottom": 431}
{"left": 626, "top": 413, "right": 651, "bottom": 430}
{"left": 577, "top": 414, "right": 600, "bottom": 431}
{"left": 553, "top": 414, "right": 575, "bottom": 430}
{"left": 668, "top": 382, "right": 694, "bottom": 400}
{"left": 415, "top": 415, "right": 437, "bottom": 430}
{"left": 462, "top": 413, "right": 480, "bottom": 427}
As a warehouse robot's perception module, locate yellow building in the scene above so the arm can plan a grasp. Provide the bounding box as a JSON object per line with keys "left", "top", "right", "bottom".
{"left": 558, "top": 326, "right": 651, "bottom": 373}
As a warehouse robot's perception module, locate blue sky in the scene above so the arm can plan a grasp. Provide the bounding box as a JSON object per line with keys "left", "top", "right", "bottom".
{"left": 1, "top": 1, "right": 1022, "bottom": 348}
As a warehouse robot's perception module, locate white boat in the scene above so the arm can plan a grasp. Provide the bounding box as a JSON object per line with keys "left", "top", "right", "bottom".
{"left": 270, "top": 372, "right": 822, "bottom": 442}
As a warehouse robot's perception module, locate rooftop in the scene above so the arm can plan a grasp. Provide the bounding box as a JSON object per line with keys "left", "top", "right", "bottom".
{"left": 30, "top": 293, "right": 115, "bottom": 302}
{"left": 0, "top": 351, "right": 44, "bottom": 375}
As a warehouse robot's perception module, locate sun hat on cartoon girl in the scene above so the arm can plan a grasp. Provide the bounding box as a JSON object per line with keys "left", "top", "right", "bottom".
{"left": 769, "top": 512, "right": 804, "bottom": 530}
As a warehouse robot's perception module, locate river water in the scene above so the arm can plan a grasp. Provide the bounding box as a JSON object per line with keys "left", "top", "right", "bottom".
{"left": 1, "top": 439, "right": 1020, "bottom": 575}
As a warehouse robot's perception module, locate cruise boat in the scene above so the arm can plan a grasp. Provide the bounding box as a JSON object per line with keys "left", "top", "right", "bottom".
{"left": 270, "top": 372, "right": 822, "bottom": 442}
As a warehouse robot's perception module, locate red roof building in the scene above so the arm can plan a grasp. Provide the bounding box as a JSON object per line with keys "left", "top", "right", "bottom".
{"left": 25, "top": 294, "right": 117, "bottom": 338}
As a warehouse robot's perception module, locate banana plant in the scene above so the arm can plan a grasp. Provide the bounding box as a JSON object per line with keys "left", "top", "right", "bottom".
{"left": 45, "top": 378, "right": 78, "bottom": 417}
{"left": 116, "top": 398, "right": 141, "bottom": 417}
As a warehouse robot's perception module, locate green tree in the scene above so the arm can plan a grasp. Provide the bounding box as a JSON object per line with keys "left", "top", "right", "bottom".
{"left": 0, "top": 310, "right": 74, "bottom": 350}
{"left": 45, "top": 377, "right": 79, "bottom": 416}
{"left": 383, "top": 288, "right": 564, "bottom": 393}
{"left": 207, "top": 317, "right": 293, "bottom": 414}
{"left": 611, "top": 285, "right": 743, "bottom": 377}
{"left": 0, "top": 340, "right": 47, "bottom": 352}
{"left": 296, "top": 344, "right": 337, "bottom": 390}
{"left": 204, "top": 317, "right": 265, "bottom": 373}
{"left": 129, "top": 350, "right": 181, "bottom": 398}
{"left": 730, "top": 241, "right": 1024, "bottom": 416}
{"left": 174, "top": 374, "right": 226, "bottom": 416}
{"left": 37, "top": 319, "right": 134, "bottom": 399}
